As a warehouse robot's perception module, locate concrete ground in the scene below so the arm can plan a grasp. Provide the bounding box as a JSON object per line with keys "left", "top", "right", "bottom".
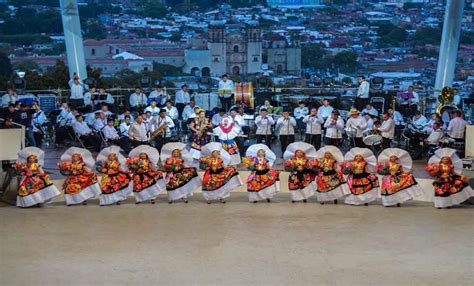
{"left": 1, "top": 193, "right": 473, "bottom": 286}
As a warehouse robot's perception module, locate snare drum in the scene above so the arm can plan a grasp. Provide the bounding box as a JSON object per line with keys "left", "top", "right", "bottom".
{"left": 362, "top": 129, "right": 382, "bottom": 146}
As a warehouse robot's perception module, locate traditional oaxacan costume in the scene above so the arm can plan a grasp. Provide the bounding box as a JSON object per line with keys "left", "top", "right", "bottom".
{"left": 426, "top": 148, "right": 474, "bottom": 208}
{"left": 341, "top": 147, "right": 380, "bottom": 205}
{"left": 161, "top": 142, "right": 201, "bottom": 203}
{"left": 377, "top": 148, "right": 422, "bottom": 207}
{"left": 283, "top": 142, "right": 317, "bottom": 203}
{"left": 96, "top": 146, "right": 132, "bottom": 206}
{"left": 189, "top": 113, "right": 213, "bottom": 160}
{"left": 14, "top": 147, "right": 61, "bottom": 207}
{"left": 127, "top": 145, "right": 166, "bottom": 204}
{"left": 58, "top": 147, "right": 101, "bottom": 206}
{"left": 199, "top": 142, "right": 242, "bottom": 203}
{"left": 313, "top": 146, "right": 350, "bottom": 204}
{"left": 242, "top": 144, "right": 280, "bottom": 202}
{"left": 213, "top": 116, "right": 242, "bottom": 165}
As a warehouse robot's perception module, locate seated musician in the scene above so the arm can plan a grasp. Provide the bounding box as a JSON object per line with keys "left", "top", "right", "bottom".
{"left": 72, "top": 114, "right": 101, "bottom": 151}
{"left": 425, "top": 122, "right": 444, "bottom": 146}
{"left": 423, "top": 113, "right": 442, "bottom": 133}
{"left": 119, "top": 115, "right": 132, "bottom": 138}
{"left": 345, "top": 109, "right": 367, "bottom": 148}
{"left": 103, "top": 118, "right": 131, "bottom": 153}
{"left": 361, "top": 103, "right": 378, "bottom": 117}
{"left": 363, "top": 113, "right": 374, "bottom": 130}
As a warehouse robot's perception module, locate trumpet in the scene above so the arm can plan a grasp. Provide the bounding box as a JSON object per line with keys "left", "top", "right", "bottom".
{"left": 149, "top": 122, "right": 168, "bottom": 141}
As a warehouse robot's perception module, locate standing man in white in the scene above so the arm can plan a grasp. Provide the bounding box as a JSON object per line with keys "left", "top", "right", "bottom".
{"left": 356, "top": 75, "right": 370, "bottom": 111}
{"left": 69, "top": 73, "right": 85, "bottom": 108}
{"left": 218, "top": 74, "right": 234, "bottom": 111}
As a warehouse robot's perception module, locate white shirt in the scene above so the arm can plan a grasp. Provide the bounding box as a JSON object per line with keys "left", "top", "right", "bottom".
{"left": 276, "top": 116, "right": 297, "bottom": 135}
{"left": 423, "top": 118, "right": 437, "bottom": 133}
{"left": 361, "top": 107, "right": 378, "bottom": 117}
{"left": 293, "top": 107, "right": 309, "bottom": 120}
{"left": 447, "top": 117, "right": 466, "bottom": 139}
{"left": 218, "top": 79, "right": 234, "bottom": 98}
{"left": 231, "top": 114, "right": 244, "bottom": 127}
{"left": 365, "top": 117, "right": 374, "bottom": 130}
{"left": 32, "top": 110, "right": 47, "bottom": 132}
{"left": 129, "top": 92, "right": 148, "bottom": 107}
{"left": 324, "top": 117, "right": 344, "bottom": 139}
{"left": 164, "top": 106, "right": 179, "bottom": 120}
{"left": 317, "top": 105, "right": 334, "bottom": 120}
{"left": 144, "top": 106, "right": 161, "bottom": 117}
{"left": 72, "top": 121, "right": 92, "bottom": 136}
{"left": 182, "top": 105, "right": 197, "bottom": 121}
{"left": 391, "top": 111, "right": 404, "bottom": 126}
{"left": 95, "top": 93, "right": 114, "bottom": 105}
{"left": 103, "top": 125, "right": 119, "bottom": 140}
{"left": 93, "top": 118, "right": 106, "bottom": 132}
{"left": 117, "top": 114, "right": 134, "bottom": 122}
{"left": 69, "top": 80, "right": 85, "bottom": 99}
{"left": 427, "top": 129, "right": 444, "bottom": 145}
{"left": 149, "top": 90, "right": 168, "bottom": 105}
{"left": 128, "top": 122, "right": 148, "bottom": 141}
{"left": 357, "top": 80, "right": 370, "bottom": 98}
{"left": 1, "top": 93, "right": 18, "bottom": 107}
{"left": 151, "top": 115, "right": 175, "bottom": 138}
{"left": 83, "top": 91, "right": 94, "bottom": 106}
{"left": 119, "top": 122, "right": 131, "bottom": 138}
{"left": 412, "top": 115, "right": 428, "bottom": 130}
{"left": 255, "top": 115, "right": 275, "bottom": 135}
{"left": 212, "top": 114, "right": 225, "bottom": 126}
{"left": 303, "top": 115, "right": 324, "bottom": 135}
{"left": 378, "top": 118, "right": 394, "bottom": 139}
{"left": 175, "top": 90, "right": 190, "bottom": 104}
{"left": 346, "top": 116, "right": 367, "bottom": 137}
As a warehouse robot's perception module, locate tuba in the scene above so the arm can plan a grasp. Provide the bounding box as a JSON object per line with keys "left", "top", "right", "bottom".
{"left": 435, "top": 86, "right": 458, "bottom": 115}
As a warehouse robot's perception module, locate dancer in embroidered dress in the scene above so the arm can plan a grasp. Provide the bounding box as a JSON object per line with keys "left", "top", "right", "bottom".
{"left": 213, "top": 116, "right": 242, "bottom": 165}
{"left": 199, "top": 142, "right": 242, "bottom": 204}
{"left": 128, "top": 145, "right": 166, "bottom": 204}
{"left": 161, "top": 142, "right": 201, "bottom": 203}
{"left": 313, "top": 146, "right": 350, "bottom": 205}
{"left": 96, "top": 146, "right": 132, "bottom": 206}
{"left": 283, "top": 142, "right": 317, "bottom": 203}
{"left": 14, "top": 147, "right": 61, "bottom": 207}
{"left": 341, "top": 147, "right": 380, "bottom": 206}
{"left": 58, "top": 147, "right": 101, "bottom": 206}
{"left": 426, "top": 148, "right": 474, "bottom": 209}
{"left": 189, "top": 109, "right": 213, "bottom": 160}
{"left": 242, "top": 144, "right": 280, "bottom": 203}
{"left": 377, "top": 148, "right": 422, "bottom": 207}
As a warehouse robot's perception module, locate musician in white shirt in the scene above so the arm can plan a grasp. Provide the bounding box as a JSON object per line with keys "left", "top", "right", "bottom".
{"left": 294, "top": 101, "right": 309, "bottom": 135}
{"left": 182, "top": 100, "right": 197, "bottom": 122}
{"left": 212, "top": 108, "right": 226, "bottom": 127}
{"left": 1, "top": 88, "right": 18, "bottom": 108}
{"left": 356, "top": 75, "right": 370, "bottom": 110}
{"left": 345, "top": 109, "right": 367, "bottom": 147}
{"left": 95, "top": 87, "right": 114, "bottom": 107}
{"left": 72, "top": 114, "right": 100, "bottom": 150}
{"left": 387, "top": 106, "right": 404, "bottom": 144}
{"left": 276, "top": 110, "right": 297, "bottom": 155}
{"left": 317, "top": 99, "right": 334, "bottom": 122}
{"left": 174, "top": 84, "right": 190, "bottom": 117}
{"left": 144, "top": 100, "right": 161, "bottom": 117}
{"left": 92, "top": 112, "right": 106, "bottom": 132}
{"left": 128, "top": 115, "right": 149, "bottom": 146}
{"left": 377, "top": 113, "right": 395, "bottom": 149}
{"left": 411, "top": 111, "right": 428, "bottom": 131}
{"left": 69, "top": 74, "right": 85, "bottom": 108}
{"left": 148, "top": 85, "right": 168, "bottom": 106}
{"left": 425, "top": 122, "right": 444, "bottom": 145}
{"left": 83, "top": 86, "right": 96, "bottom": 108}
{"left": 423, "top": 113, "right": 441, "bottom": 133}
{"left": 364, "top": 113, "right": 374, "bottom": 130}
{"left": 361, "top": 103, "right": 378, "bottom": 117}
{"left": 129, "top": 87, "right": 148, "bottom": 110}
{"left": 447, "top": 110, "right": 466, "bottom": 141}
{"left": 303, "top": 107, "right": 324, "bottom": 150}
{"left": 150, "top": 109, "right": 175, "bottom": 151}
{"left": 324, "top": 110, "right": 344, "bottom": 147}
{"left": 218, "top": 74, "right": 234, "bottom": 111}
{"left": 119, "top": 115, "right": 132, "bottom": 138}
{"left": 103, "top": 118, "right": 131, "bottom": 153}
{"left": 255, "top": 108, "right": 275, "bottom": 147}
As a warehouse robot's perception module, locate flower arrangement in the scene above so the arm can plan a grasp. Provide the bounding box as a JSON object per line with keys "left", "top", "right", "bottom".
{"left": 425, "top": 163, "right": 439, "bottom": 177}
{"left": 340, "top": 162, "right": 353, "bottom": 175}
{"left": 199, "top": 157, "right": 210, "bottom": 170}
{"left": 14, "top": 162, "right": 31, "bottom": 176}
{"left": 307, "top": 159, "right": 319, "bottom": 172}
{"left": 95, "top": 160, "right": 108, "bottom": 174}
{"left": 242, "top": 156, "right": 256, "bottom": 171}
{"left": 126, "top": 157, "right": 140, "bottom": 172}
{"left": 58, "top": 161, "right": 72, "bottom": 176}
{"left": 376, "top": 162, "right": 391, "bottom": 175}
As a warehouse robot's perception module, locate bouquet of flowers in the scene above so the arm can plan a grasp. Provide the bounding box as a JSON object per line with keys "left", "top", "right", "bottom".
{"left": 340, "top": 161, "right": 354, "bottom": 175}
{"left": 95, "top": 160, "right": 108, "bottom": 174}
{"left": 242, "top": 156, "right": 256, "bottom": 171}
{"left": 14, "top": 162, "right": 29, "bottom": 176}
{"left": 163, "top": 157, "right": 183, "bottom": 172}
{"left": 284, "top": 159, "right": 298, "bottom": 172}
{"left": 307, "top": 159, "right": 319, "bottom": 172}
{"left": 126, "top": 157, "right": 140, "bottom": 172}
{"left": 376, "top": 162, "right": 391, "bottom": 175}
{"left": 425, "top": 163, "right": 440, "bottom": 177}
{"left": 58, "top": 161, "right": 72, "bottom": 176}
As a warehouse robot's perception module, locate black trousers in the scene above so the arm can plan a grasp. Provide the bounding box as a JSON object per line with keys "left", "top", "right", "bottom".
{"left": 176, "top": 103, "right": 185, "bottom": 118}
{"left": 355, "top": 97, "right": 369, "bottom": 111}
{"left": 154, "top": 136, "right": 171, "bottom": 153}
{"left": 279, "top": 134, "right": 295, "bottom": 155}
{"left": 80, "top": 134, "right": 101, "bottom": 150}
{"left": 382, "top": 137, "right": 391, "bottom": 149}
{"left": 305, "top": 134, "right": 321, "bottom": 150}
{"left": 220, "top": 95, "right": 233, "bottom": 111}
{"left": 109, "top": 137, "right": 132, "bottom": 153}
{"left": 324, "top": 137, "right": 341, "bottom": 147}
{"left": 256, "top": 134, "right": 272, "bottom": 148}
{"left": 352, "top": 137, "right": 365, "bottom": 148}
{"left": 69, "top": 98, "right": 84, "bottom": 109}
{"left": 55, "top": 126, "right": 73, "bottom": 144}
{"left": 131, "top": 140, "right": 149, "bottom": 147}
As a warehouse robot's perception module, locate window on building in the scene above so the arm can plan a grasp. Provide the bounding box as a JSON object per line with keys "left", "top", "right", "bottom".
{"left": 115, "top": 49, "right": 119, "bottom": 54}
{"left": 233, "top": 45, "right": 239, "bottom": 53}
{"left": 91, "top": 49, "right": 95, "bottom": 56}
{"left": 213, "top": 57, "right": 219, "bottom": 62}
{"left": 144, "top": 67, "right": 148, "bottom": 71}
{"left": 253, "top": 56, "right": 259, "bottom": 62}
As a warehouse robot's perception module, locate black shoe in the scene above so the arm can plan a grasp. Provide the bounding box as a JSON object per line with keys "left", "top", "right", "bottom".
{"left": 364, "top": 203, "right": 368, "bottom": 206}
{"left": 320, "top": 202, "right": 324, "bottom": 205}
{"left": 135, "top": 202, "right": 141, "bottom": 205}
{"left": 116, "top": 201, "right": 121, "bottom": 205}
{"left": 207, "top": 201, "right": 211, "bottom": 204}
{"left": 303, "top": 199, "right": 307, "bottom": 203}
{"left": 151, "top": 199, "right": 155, "bottom": 204}
{"left": 334, "top": 199, "right": 338, "bottom": 204}
{"left": 82, "top": 201, "right": 87, "bottom": 206}
{"left": 396, "top": 203, "right": 401, "bottom": 207}
{"left": 292, "top": 200, "right": 295, "bottom": 203}
{"left": 168, "top": 201, "right": 173, "bottom": 204}
{"left": 266, "top": 198, "right": 271, "bottom": 203}
{"left": 253, "top": 201, "right": 258, "bottom": 203}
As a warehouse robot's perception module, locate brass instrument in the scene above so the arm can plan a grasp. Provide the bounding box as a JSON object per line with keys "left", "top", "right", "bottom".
{"left": 149, "top": 122, "right": 168, "bottom": 141}
{"left": 435, "top": 86, "right": 457, "bottom": 115}
{"left": 197, "top": 118, "right": 207, "bottom": 138}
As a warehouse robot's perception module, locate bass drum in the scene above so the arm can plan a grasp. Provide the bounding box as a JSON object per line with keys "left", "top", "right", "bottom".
{"left": 362, "top": 129, "right": 382, "bottom": 146}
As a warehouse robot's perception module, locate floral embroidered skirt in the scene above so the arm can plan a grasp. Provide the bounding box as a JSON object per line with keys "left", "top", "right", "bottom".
{"left": 247, "top": 169, "right": 280, "bottom": 192}
{"left": 202, "top": 167, "right": 239, "bottom": 191}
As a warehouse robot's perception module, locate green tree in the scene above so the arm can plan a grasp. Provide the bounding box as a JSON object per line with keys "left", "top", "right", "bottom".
{"left": 0, "top": 52, "right": 12, "bottom": 79}
{"left": 301, "top": 44, "right": 327, "bottom": 69}
{"left": 153, "top": 62, "right": 184, "bottom": 76}
{"left": 85, "top": 22, "right": 107, "bottom": 40}
{"left": 12, "top": 60, "right": 40, "bottom": 72}
{"left": 333, "top": 51, "right": 359, "bottom": 73}
{"left": 411, "top": 27, "right": 441, "bottom": 46}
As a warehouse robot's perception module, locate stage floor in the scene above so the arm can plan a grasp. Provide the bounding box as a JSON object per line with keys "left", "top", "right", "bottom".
{"left": 0, "top": 193, "right": 473, "bottom": 285}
